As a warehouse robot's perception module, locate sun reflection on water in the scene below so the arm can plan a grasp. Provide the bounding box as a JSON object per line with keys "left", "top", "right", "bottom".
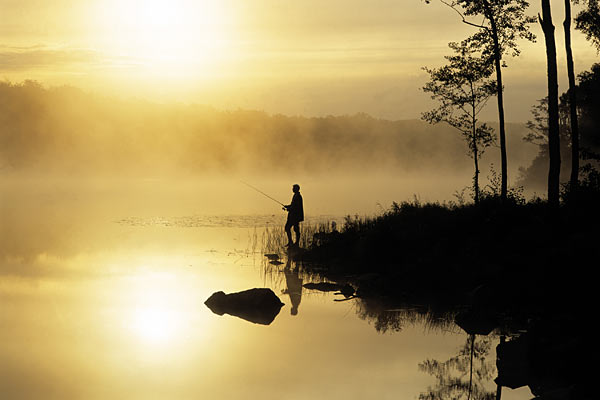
{"left": 116, "top": 269, "right": 204, "bottom": 348}
{"left": 129, "top": 306, "right": 181, "bottom": 344}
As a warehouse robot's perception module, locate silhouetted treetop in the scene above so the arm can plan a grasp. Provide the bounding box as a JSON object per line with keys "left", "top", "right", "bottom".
{"left": 574, "top": 0, "right": 600, "bottom": 50}
{"left": 422, "top": 40, "right": 497, "bottom": 203}
{"left": 429, "top": 0, "right": 536, "bottom": 60}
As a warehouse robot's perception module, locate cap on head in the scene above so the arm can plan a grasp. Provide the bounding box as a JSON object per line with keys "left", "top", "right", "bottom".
{"left": 292, "top": 184, "right": 300, "bottom": 192}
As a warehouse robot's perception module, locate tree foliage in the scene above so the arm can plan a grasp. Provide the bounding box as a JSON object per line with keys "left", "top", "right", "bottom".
{"left": 519, "top": 63, "right": 600, "bottom": 190}
{"left": 524, "top": 97, "right": 571, "bottom": 147}
{"left": 574, "top": 0, "right": 600, "bottom": 51}
{"left": 451, "top": 0, "right": 536, "bottom": 59}
{"left": 577, "top": 63, "right": 600, "bottom": 150}
{"left": 425, "top": 0, "right": 536, "bottom": 203}
{"left": 423, "top": 41, "right": 496, "bottom": 203}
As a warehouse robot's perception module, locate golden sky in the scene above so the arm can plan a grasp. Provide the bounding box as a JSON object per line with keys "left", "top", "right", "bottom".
{"left": 1, "top": 0, "right": 597, "bottom": 121}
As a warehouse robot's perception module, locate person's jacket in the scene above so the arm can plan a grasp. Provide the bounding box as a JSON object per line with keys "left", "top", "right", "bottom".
{"left": 287, "top": 192, "right": 304, "bottom": 222}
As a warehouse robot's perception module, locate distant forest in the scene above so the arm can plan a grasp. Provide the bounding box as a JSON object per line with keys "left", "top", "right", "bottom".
{"left": 0, "top": 81, "right": 537, "bottom": 182}
{"left": 517, "top": 63, "right": 600, "bottom": 190}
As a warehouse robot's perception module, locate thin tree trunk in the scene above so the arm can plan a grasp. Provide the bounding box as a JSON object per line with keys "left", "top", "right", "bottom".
{"left": 472, "top": 101, "right": 480, "bottom": 204}
{"left": 474, "top": 143, "right": 480, "bottom": 204}
{"left": 492, "top": 29, "right": 508, "bottom": 204}
{"left": 482, "top": 0, "right": 508, "bottom": 203}
{"left": 564, "top": 0, "right": 580, "bottom": 195}
{"left": 540, "top": 0, "right": 561, "bottom": 207}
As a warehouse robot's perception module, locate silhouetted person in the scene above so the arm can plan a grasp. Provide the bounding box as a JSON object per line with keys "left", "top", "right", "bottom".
{"left": 283, "top": 184, "right": 304, "bottom": 247}
{"left": 282, "top": 258, "right": 303, "bottom": 315}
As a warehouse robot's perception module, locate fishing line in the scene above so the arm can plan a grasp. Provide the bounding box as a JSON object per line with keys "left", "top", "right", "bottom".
{"left": 240, "top": 180, "right": 285, "bottom": 206}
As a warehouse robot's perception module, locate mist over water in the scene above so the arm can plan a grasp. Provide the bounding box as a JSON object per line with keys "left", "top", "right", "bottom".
{"left": 0, "top": 81, "right": 542, "bottom": 274}
{"left": 1, "top": 81, "right": 541, "bottom": 213}
{"left": 2, "top": 175, "right": 533, "bottom": 400}
{"left": 0, "top": 82, "right": 540, "bottom": 400}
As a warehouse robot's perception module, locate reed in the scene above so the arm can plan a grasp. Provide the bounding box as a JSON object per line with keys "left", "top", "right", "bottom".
{"left": 260, "top": 219, "right": 338, "bottom": 255}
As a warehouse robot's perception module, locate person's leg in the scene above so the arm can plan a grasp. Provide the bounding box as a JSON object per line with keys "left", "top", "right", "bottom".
{"left": 293, "top": 223, "right": 300, "bottom": 245}
{"left": 285, "top": 221, "right": 293, "bottom": 245}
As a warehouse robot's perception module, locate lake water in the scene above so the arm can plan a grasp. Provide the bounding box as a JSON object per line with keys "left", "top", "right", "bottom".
{"left": 0, "top": 177, "right": 533, "bottom": 399}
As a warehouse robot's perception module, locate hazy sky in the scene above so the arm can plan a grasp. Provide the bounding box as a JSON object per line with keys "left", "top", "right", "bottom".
{"left": 1, "top": 0, "right": 597, "bottom": 121}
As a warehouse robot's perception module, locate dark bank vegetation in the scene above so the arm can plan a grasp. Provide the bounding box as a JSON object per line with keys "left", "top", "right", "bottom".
{"left": 303, "top": 54, "right": 600, "bottom": 276}
{"left": 302, "top": 188, "right": 597, "bottom": 278}
{"left": 350, "top": 1, "right": 600, "bottom": 310}
{"left": 297, "top": 146, "right": 600, "bottom": 309}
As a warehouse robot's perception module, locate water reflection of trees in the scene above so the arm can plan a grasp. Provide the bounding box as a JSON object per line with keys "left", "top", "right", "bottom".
{"left": 262, "top": 255, "right": 592, "bottom": 398}
{"left": 354, "top": 296, "right": 458, "bottom": 334}
{"left": 419, "top": 334, "right": 497, "bottom": 400}
{"left": 354, "top": 296, "right": 501, "bottom": 400}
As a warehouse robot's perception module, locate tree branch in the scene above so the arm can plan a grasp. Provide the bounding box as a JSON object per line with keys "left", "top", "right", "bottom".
{"left": 438, "top": 0, "right": 490, "bottom": 30}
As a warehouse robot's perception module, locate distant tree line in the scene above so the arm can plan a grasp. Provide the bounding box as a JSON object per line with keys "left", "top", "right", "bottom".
{"left": 0, "top": 81, "right": 535, "bottom": 177}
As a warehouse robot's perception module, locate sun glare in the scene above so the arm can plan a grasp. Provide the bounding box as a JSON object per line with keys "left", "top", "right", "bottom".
{"left": 120, "top": 270, "right": 193, "bottom": 346}
{"left": 132, "top": 306, "right": 180, "bottom": 344}
{"left": 97, "top": 0, "right": 230, "bottom": 75}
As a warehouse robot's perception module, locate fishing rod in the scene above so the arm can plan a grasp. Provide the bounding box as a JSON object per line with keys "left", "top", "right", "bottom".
{"left": 240, "top": 180, "right": 285, "bottom": 207}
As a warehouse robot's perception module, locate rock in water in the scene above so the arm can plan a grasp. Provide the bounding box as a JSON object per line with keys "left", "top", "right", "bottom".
{"left": 204, "top": 288, "right": 285, "bottom": 325}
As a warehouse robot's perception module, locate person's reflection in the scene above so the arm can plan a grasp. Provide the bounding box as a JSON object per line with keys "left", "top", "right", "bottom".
{"left": 282, "top": 258, "right": 303, "bottom": 316}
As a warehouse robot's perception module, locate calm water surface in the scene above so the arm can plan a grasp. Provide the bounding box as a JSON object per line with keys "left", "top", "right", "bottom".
{"left": 0, "top": 179, "right": 533, "bottom": 399}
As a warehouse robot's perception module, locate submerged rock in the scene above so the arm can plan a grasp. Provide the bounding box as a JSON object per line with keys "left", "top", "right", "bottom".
{"left": 204, "top": 288, "right": 285, "bottom": 325}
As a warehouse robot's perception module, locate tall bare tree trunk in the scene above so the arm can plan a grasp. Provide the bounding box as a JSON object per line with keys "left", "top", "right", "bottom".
{"left": 540, "top": 0, "right": 561, "bottom": 207}
{"left": 482, "top": 0, "right": 508, "bottom": 203}
{"left": 491, "top": 28, "right": 508, "bottom": 204}
{"left": 564, "top": 0, "right": 580, "bottom": 195}
{"left": 473, "top": 140, "right": 480, "bottom": 204}
{"left": 472, "top": 103, "right": 480, "bottom": 204}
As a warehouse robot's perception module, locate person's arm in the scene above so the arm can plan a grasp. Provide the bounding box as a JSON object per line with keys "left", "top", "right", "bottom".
{"left": 284, "top": 195, "right": 296, "bottom": 211}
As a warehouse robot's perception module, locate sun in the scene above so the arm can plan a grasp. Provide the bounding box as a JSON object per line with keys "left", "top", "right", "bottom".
{"left": 96, "top": 0, "right": 230, "bottom": 74}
